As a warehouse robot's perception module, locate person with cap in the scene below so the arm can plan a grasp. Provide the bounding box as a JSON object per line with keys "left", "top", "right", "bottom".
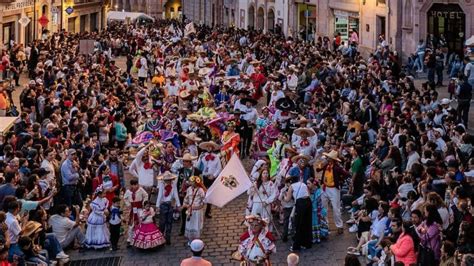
{"left": 182, "top": 132, "right": 202, "bottom": 157}
{"left": 60, "top": 148, "right": 82, "bottom": 208}
{"left": 317, "top": 150, "right": 348, "bottom": 235}
{"left": 176, "top": 153, "right": 201, "bottom": 236}
{"left": 123, "top": 178, "right": 149, "bottom": 248}
{"left": 237, "top": 215, "right": 276, "bottom": 265}
{"left": 293, "top": 128, "right": 317, "bottom": 161}
{"left": 180, "top": 239, "right": 211, "bottom": 266}
{"left": 156, "top": 171, "right": 180, "bottom": 245}
{"left": 197, "top": 141, "right": 222, "bottom": 218}
{"left": 182, "top": 176, "right": 206, "bottom": 244}
{"left": 84, "top": 185, "right": 110, "bottom": 249}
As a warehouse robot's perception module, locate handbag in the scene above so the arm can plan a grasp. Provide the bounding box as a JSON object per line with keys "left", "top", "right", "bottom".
{"left": 417, "top": 230, "right": 436, "bottom": 266}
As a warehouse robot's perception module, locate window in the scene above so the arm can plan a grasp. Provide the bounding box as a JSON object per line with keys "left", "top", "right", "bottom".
{"left": 377, "top": 0, "right": 386, "bottom": 5}
{"left": 403, "top": 0, "right": 413, "bottom": 28}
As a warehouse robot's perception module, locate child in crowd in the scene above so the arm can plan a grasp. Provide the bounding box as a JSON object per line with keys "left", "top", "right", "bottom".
{"left": 133, "top": 201, "right": 165, "bottom": 249}
{"left": 109, "top": 197, "right": 122, "bottom": 251}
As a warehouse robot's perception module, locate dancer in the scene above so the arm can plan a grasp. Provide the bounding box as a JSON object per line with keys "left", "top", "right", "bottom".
{"left": 84, "top": 186, "right": 110, "bottom": 249}
{"left": 237, "top": 215, "right": 276, "bottom": 265}
{"left": 133, "top": 201, "right": 166, "bottom": 249}
{"left": 123, "top": 178, "right": 149, "bottom": 247}
{"left": 183, "top": 176, "right": 206, "bottom": 245}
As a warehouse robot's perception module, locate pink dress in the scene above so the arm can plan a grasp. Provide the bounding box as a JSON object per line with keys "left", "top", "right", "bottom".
{"left": 133, "top": 207, "right": 165, "bottom": 249}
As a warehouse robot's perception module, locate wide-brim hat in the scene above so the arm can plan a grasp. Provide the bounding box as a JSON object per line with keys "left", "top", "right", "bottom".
{"left": 240, "top": 97, "right": 258, "bottom": 106}
{"left": 250, "top": 60, "right": 262, "bottom": 65}
{"left": 439, "top": 98, "right": 452, "bottom": 105}
{"left": 322, "top": 150, "right": 341, "bottom": 162}
{"left": 198, "top": 68, "right": 211, "bottom": 77}
{"left": 23, "top": 221, "right": 43, "bottom": 237}
{"left": 294, "top": 127, "right": 316, "bottom": 137}
{"left": 187, "top": 113, "right": 204, "bottom": 122}
{"left": 275, "top": 97, "right": 296, "bottom": 111}
{"left": 245, "top": 214, "right": 268, "bottom": 225}
{"left": 291, "top": 154, "right": 311, "bottom": 163}
{"left": 182, "top": 132, "right": 202, "bottom": 142}
{"left": 179, "top": 89, "right": 191, "bottom": 99}
{"left": 285, "top": 146, "right": 298, "bottom": 154}
{"left": 199, "top": 141, "right": 220, "bottom": 151}
{"left": 157, "top": 171, "right": 177, "bottom": 181}
{"left": 179, "top": 153, "right": 198, "bottom": 161}
{"left": 233, "top": 89, "right": 251, "bottom": 95}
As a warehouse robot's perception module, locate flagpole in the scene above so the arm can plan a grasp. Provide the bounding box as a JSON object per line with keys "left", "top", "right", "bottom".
{"left": 250, "top": 182, "right": 282, "bottom": 239}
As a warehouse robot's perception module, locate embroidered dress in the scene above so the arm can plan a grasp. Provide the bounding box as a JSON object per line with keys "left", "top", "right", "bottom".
{"left": 84, "top": 197, "right": 110, "bottom": 249}
{"left": 133, "top": 208, "right": 166, "bottom": 249}
{"left": 248, "top": 181, "right": 278, "bottom": 231}
{"left": 310, "top": 188, "right": 329, "bottom": 243}
{"left": 183, "top": 187, "right": 205, "bottom": 240}
{"left": 238, "top": 228, "right": 276, "bottom": 263}
{"left": 220, "top": 131, "right": 240, "bottom": 162}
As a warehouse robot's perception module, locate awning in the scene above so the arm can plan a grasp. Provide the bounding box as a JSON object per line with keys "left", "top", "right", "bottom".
{"left": 466, "top": 35, "right": 474, "bottom": 47}
{"left": 107, "top": 11, "right": 155, "bottom": 23}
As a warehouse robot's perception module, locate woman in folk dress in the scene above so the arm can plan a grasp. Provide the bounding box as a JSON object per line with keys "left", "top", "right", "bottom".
{"left": 133, "top": 201, "right": 166, "bottom": 249}
{"left": 183, "top": 176, "right": 206, "bottom": 244}
{"left": 84, "top": 186, "right": 111, "bottom": 249}
{"left": 247, "top": 168, "right": 278, "bottom": 232}
{"left": 220, "top": 121, "right": 240, "bottom": 163}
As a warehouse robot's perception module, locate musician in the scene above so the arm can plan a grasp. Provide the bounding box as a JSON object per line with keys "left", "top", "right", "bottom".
{"left": 238, "top": 215, "right": 276, "bottom": 266}
{"left": 176, "top": 153, "right": 201, "bottom": 236}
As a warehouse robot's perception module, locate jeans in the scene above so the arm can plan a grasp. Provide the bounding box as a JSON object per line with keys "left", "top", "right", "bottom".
{"left": 159, "top": 202, "right": 174, "bottom": 242}
{"left": 436, "top": 66, "right": 444, "bottom": 85}
{"left": 61, "top": 185, "right": 83, "bottom": 208}
{"left": 8, "top": 243, "right": 23, "bottom": 263}
{"left": 44, "top": 233, "right": 62, "bottom": 259}
{"left": 60, "top": 227, "right": 85, "bottom": 249}
{"left": 414, "top": 53, "right": 424, "bottom": 71}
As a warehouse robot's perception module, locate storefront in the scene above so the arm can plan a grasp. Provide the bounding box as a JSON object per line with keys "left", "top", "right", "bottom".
{"left": 427, "top": 3, "right": 465, "bottom": 55}
{"left": 297, "top": 3, "right": 316, "bottom": 41}
{"left": 333, "top": 10, "right": 359, "bottom": 43}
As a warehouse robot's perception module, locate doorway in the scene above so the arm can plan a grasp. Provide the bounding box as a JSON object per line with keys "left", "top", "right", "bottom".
{"left": 427, "top": 3, "right": 465, "bottom": 54}
{"left": 376, "top": 16, "right": 386, "bottom": 45}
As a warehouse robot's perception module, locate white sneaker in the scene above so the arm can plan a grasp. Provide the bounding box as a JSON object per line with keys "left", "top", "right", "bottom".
{"left": 349, "top": 224, "right": 358, "bottom": 233}
{"left": 346, "top": 218, "right": 355, "bottom": 224}
{"left": 56, "top": 251, "right": 69, "bottom": 259}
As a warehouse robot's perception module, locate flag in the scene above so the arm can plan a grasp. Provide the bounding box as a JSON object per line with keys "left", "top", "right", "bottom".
{"left": 205, "top": 154, "right": 252, "bottom": 208}
{"left": 184, "top": 22, "right": 196, "bottom": 37}
{"left": 168, "top": 24, "right": 175, "bottom": 35}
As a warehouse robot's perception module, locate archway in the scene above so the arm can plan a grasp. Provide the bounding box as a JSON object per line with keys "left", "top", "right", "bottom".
{"left": 257, "top": 7, "right": 264, "bottom": 31}
{"left": 248, "top": 5, "right": 255, "bottom": 30}
{"left": 267, "top": 8, "right": 275, "bottom": 32}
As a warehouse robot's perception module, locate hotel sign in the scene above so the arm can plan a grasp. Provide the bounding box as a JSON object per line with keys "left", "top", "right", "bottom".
{"left": 429, "top": 11, "right": 464, "bottom": 19}
{"left": 0, "top": 0, "right": 34, "bottom": 11}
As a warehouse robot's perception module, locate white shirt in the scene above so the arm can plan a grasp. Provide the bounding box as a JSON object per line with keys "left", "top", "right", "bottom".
{"left": 371, "top": 216, "right": 388, "bottom": 238}
{"left": 239, "top": 106, "right": 258, "bottom": 125}
{"left": 291, "top": 182, "right": 309, "bottom": 199}
{"left": 6, "top": 212, "right": 21, "bottom": 244}
{"left": 156, "top": 180, "right": 181, "bottom": 207}
{"left": 138, "top": 57, "right": 148, "bottom": 78}
{"left": 129, "top": 147, "right": 155, "bottom": 187}
{"left": 49, "top": 214, "right": 76, "bottom": 244}
{"left": 41, "top": 159, "right": 56, "bottom": 183}
{"left": 464, "top": 62, "right": 474, "bottom": 80}
{"left": 406, "top": 152, "right": 420, "bottom": 172}
{"left": 166, "top": 81, "right": 180, "bottom": 96}
{"left": 198, "top": 152, "right": 222, "bottom": 178}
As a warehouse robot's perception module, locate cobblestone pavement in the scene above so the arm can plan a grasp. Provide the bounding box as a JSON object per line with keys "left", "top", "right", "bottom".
{"left": 10, "top": 58, "right": 473, "bottom": 265}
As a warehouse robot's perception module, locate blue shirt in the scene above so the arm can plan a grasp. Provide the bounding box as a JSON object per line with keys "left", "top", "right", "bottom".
{"left": 288, "top": 166, "right": 312, "bottom": 183}
{"left": 61, "top": 159, "right": 79, "bottom": 186}
{"left": 0, "top": 183, "right": 16, "bottom": 210}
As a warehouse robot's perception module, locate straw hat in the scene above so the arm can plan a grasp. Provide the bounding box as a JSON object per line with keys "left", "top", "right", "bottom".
{"left": 294, "top": 127, "right": 316, "bottom": 137}
{"left": 291, "top": 154, "right": 311, "bottom": 163}
{"left": 187, "top": 113, "right": 204, "bottom": 122}
{"left": 23, "top": 221, "right": 43, "bottom": 237}
{"left": 157, "top": 171, "right": 177, "bottom": 181}
{"left": 178, "top": 89, "right": 191, "bottom": 99}
{"left": 199, "top": 141, "right": 220, "bottom": 151}
{"left": 182, "top": 132, "right": 202, "bottom": 142}
{"left": 179, "top": 153, "right": 198, "bottom": 161}
{"left": 250, "top": 60, "right": 262, "bottom": 65}
{"left": 245, "top": 214, "right": 268, "bottom": 225}
{"left": 322, "top": 150, "right": 341, "bottom": 162}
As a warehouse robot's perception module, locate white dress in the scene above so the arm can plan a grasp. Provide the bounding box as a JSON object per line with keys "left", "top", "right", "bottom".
{"left": 248, "top": 181, "right": 278, "bottom": 230}
{"left": 84, "top": 197, "right": 110, "bottom": 249}
{"left": 184, "top": 187, "right": 205, "bottom": 240}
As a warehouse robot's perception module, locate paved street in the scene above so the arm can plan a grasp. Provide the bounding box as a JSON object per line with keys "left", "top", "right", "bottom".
{"left": 8, "top": 58, "right": 474, "bottom": 265}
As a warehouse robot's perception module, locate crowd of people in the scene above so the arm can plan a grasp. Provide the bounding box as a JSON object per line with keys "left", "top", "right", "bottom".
{"left": 0, "top": 17, "right": 473, "bottom": 266}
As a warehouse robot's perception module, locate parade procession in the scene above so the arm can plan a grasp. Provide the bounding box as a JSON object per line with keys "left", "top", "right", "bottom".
{"left": 1, "top": 1, "right": 474, "bottom": 264}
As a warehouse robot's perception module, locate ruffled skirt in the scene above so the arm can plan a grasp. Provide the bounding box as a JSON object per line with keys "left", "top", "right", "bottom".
{"left": 133, "top": 222, "right": 165, "bottom": 249}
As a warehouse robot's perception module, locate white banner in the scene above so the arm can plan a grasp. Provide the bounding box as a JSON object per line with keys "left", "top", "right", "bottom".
{"left": 204, "top": 154, "right": 252, "bottom": 208}
{"left": 184, "top": 22, "right": 196, "bottom": 37}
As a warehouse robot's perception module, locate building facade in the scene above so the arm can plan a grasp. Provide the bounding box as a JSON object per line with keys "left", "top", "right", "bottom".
{"left": 235, "top": 0, "right": 289, "bottom": 34}
{"left": 182, "top": 0, "right": 225, "bottom": 26}
{"left": 1, "top": 0, "right": 104, "bottom": 47}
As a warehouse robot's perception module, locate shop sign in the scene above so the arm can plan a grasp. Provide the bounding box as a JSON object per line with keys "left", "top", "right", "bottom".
{"left": 38, "top": 15, "right": 49, "bottom": 27}
{"left": 429, "top": 11, "right": 463, "bottom": 19}
{"left": 65, "top": 6, "right": 74, "bottom": 15}
{"left": 334, "top": 10, "right": 359, "bottom": 18}
{"left": 18, "top": 16, "right": 31, "bottom": 27}
{"left": 0, "top": 0, "right": 34, "bottom": 12}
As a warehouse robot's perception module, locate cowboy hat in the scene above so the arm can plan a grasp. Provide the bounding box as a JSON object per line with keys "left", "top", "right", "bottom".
{"left": 249, "top": 60, "right": 262, "bottom": 65}
{"left": 275, "top": 97, "right": 296, "bottom": 111}
{"left": 291, "top": 154, "right": 311, "bottom": 163}
{"left": 439, "top": 98, "right": 452, "bottom": 105}
{"left": 198, "top": 68, "right": 211, "bottom": 77}
{"left": 322, "top": 150, "right": 341, "bottom": 162}
{"left": 23, "top": 221, "right": 43, "bottom": 237}
{"left": 240, "top": 97, "right": 258, "bottom": 106}
{"left": 182, "top": 132, "right": 202, "bottom": 142}
{"left": 233, "top": 89, "right": 251, "bottom": 95}
{"left": 179, "top": 153, "right": 198, "bottom": 161}
{"left": 199, "top": 141, "right": 220, "bottom": 151}
{"left": 187, "top": 113, "right": 204, "bottom": 122}
{"left": 178, "top": 89, "right": 191, "bottom": 99}
{"left": 294, "top": 127, "right": 316, "bottom": 137}
{"left": 245, "top": 214, "right": 268, "bottom": 225}
{"left": 157, "top": 171, "right": 177, "bottom": 181}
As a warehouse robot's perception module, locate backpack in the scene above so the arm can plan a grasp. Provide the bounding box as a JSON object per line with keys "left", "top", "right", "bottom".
{"left": 135, "top": 58, "right": 142, "bottom": 68}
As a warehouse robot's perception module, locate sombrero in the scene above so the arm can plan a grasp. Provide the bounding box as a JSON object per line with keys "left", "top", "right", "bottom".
{"left": 157, "top": 171, "right": 177, "bottom": 181}
{"left": 275, "top": 97, "right": 296, "bottom": 111}
{"left": 178, "top": 88, "right": 191, "bottom": 99}
{"left": 294, "top": 127, "right": 316, "bottom": 137}
{"left": 205, "top": 116, "right": 225, "bottom": 126}
{"left": 240, "top": 97, "right": 258, "bottom": 106}
{"left": 187, "top": 113, "right": 204, "bottom": 122}
{"left": 23, "top": 221, "right": 43, "bottom": 237}
{"left": 291, "top": 154, "right": 311, "bottom": 163}
{"left": 182, "top": 132, "right": 202, "bottom": 142}
{"left": 285, "top": 146, "right": 298, "bottom": 154}
{"left": 250, "top": 60, "right": 262, "bottom": 65}
{"left": 233, "top": 89, "right": 251, "bottom": 95}
{"left": 322, "top": 150, "right": 341, "bottom": 162}
{"left": 199, "top": 141, "right": 220, "bottom": 151}
{"left": 179, "top": 153, "right": 198, "bottom": 161}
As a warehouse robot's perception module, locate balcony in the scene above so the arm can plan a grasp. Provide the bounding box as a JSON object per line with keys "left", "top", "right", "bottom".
{"left": 0, "top": 0, "right": 15, "bottom": 3}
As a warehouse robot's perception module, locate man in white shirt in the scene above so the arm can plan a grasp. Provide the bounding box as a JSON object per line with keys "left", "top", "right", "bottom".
{"left": 156, "top": 172, "right": 181, "bottom": 245}
{"left": 197, "top": 141, "right": 222, "bottom": 218}
{"left": 405, "top": 141, "right": 420, "bottom": 172}
{"left": 166, "top": 75, "right": 180, "bottom": 97}
{"left": 137, "top": 53, "right": 148, "bottom": 86}
{"left": 48, "top": 204, "right": 85, "bottom": 249}
{"left": 237, "top": 98, "right": 258, "bottom": 158}
{"left": 6, "top": 201, "right": 26, "bottom": 260}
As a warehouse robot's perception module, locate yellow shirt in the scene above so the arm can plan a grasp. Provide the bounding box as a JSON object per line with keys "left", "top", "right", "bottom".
{"left": 324, "top": 167, "right": 335, "bottom": 187}
{"left": 0, "top": 93, "right": 8, "bottom": 110}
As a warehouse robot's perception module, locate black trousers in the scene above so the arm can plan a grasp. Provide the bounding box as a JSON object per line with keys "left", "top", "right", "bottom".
{"left": 293, "top": 197, "right": 312, "bottom": 249}
{"left": 282, "top": 207, "right": 293, "bottom": 240}
{"left": 240, "top": 126, "right": 253, "bottom": 157}
{"left": 458, "top": 100, "right": 471, "bottom": 128}
{"left": 203, "top": 176, "right": 214, "bottom": 216}
{"left": 180, "top": 196, "right": 187, "bottom": 234}
{"left": 110, "top": 223, "right": 121, "bottom": 248}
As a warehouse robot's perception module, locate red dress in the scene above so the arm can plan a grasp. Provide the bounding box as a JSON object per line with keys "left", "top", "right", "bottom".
{"left": 221, "top": 131, "right": 240, "bottom": 162}
{"left": 92, "top": 173, "right": 119, "bottom": 207}
{"left": 250, "top": 72, "right": 266, "bottom": 100}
